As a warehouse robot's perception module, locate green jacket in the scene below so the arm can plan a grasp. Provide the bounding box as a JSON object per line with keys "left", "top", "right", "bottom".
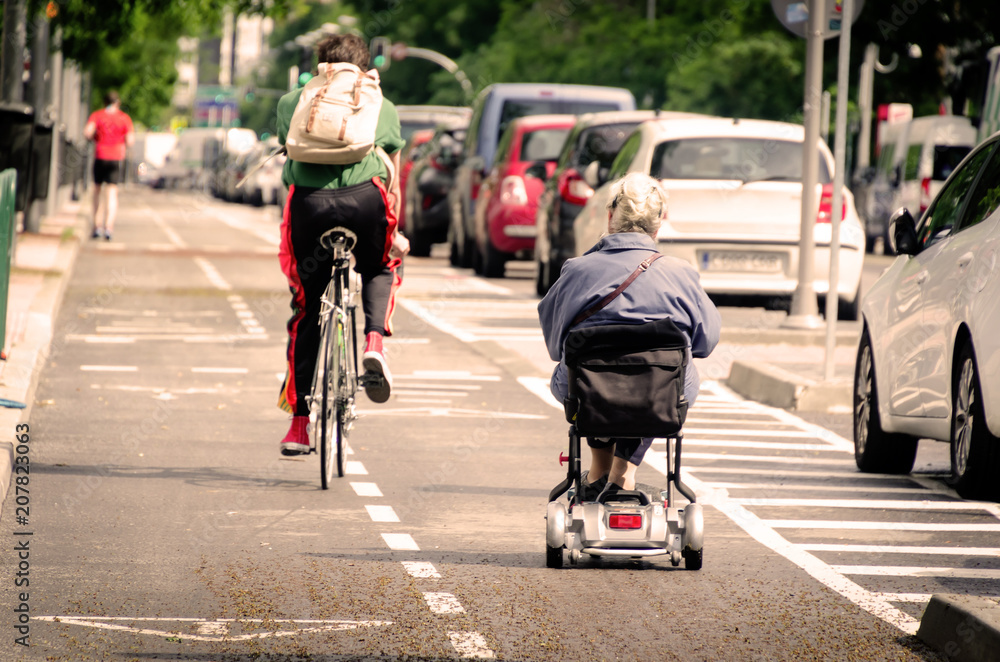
{"left": 277, "top": 87, "right": 405, "bottom": 189}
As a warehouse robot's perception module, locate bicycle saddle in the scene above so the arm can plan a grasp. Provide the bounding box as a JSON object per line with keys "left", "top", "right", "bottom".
{"left": 319, "top": 227, "right": 358, "bottom": 252}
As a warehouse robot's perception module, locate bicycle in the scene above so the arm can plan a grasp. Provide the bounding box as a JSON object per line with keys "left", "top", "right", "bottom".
{"left": 306, "top": 227, "right": 368, "bottom": 488}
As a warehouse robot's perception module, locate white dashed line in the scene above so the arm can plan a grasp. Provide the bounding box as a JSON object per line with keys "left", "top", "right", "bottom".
{"left": 401, "top": 562, "right": 441, "bottom": 579}
{"left": 381, "top": 533, "right": 419, "bottom": 551}
{"left": 80, "top": 365, "right": 138, "bottom": 372}
{"left": 350, "top": 482, "right": 383, "bottom": 497}
{"left": 345, "top": 461, "right": 368, "bottom": 475}
{"left": 448, "top": 631, "right": 496, "bottom": 658}
{"left": 194, "top": 257, "right": 232, "bottom": 291}
{"left": 192, "top": 367, "right": 249, "bottom": 374}
{"left": 365, "top": 505, "right": 400, "bottom": 523}
{"left": 423, "top": 592, "right": 465, "bottom": 614}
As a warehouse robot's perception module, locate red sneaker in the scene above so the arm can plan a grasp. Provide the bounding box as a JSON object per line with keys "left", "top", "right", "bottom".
{"left": 362, "top": 331, "right": 392, "bottom": 403}
{"left": 279, "top": 416, "right": 311, "bottom": 455}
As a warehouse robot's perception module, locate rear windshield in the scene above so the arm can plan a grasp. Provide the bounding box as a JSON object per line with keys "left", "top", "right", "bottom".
{"left": 520, "top": 128, "right": 571, "bottom": 162}
{"left": 498, "top": 99, "right": 621, "bottom": 144}
{"left": 571, "top": 122, "right": 641, "bottom": 170}
{"left": 932, "top": 145, "right": 972, "bottom": 181}
{"left": 650, "top": 137, "right": 832, "bottom": 183}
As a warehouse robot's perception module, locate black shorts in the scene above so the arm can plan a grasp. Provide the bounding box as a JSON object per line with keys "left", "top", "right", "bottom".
{"left": 93, "top": 159, "right": 124, "bottom": 185}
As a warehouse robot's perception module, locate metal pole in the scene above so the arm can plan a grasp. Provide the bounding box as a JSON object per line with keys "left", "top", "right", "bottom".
{"left": 1, "top": 0, "right": 28, "bottom": 102}
{"left": 824, "top": 0, "right": 853, "bottom": 381}
{"left": 821, "top": 90, "right": 831, "bottom": 145}
{"left": 783, "top": 0, "right": 825, "bottom": 330}
{"left": 46, "top": 29, "right": 63, "bottom": 216}
{"left": 396, "top": 47, "right": 473, "bottom": 101}
{"left": 856, "top": 44, "right": 876, "bottom": 171}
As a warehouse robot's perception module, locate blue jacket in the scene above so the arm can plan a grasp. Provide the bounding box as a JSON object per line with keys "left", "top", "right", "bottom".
{"left": 538, "top": 232, "right": 721, "bottom": 404}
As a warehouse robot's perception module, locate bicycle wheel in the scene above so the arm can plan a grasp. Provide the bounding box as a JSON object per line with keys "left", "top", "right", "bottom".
{"left": 318, "top": 310, "right": 339, "bottom": 489}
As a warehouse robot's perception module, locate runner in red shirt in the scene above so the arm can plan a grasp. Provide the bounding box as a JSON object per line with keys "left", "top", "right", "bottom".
{"left": 84, "top": 91, "right": 134, "bottom": 240}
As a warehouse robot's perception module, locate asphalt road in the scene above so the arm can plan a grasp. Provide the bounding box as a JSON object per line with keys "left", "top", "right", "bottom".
{"left": 5, "top": 188, "right": 995, "bottom": 661}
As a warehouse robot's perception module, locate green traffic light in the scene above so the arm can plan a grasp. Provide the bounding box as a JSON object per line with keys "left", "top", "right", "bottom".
{"left": 374, "top": 56, "right": 386, "bottom": 68}
{"left": 245, "top": 92, "right": 256, "bottom": 102}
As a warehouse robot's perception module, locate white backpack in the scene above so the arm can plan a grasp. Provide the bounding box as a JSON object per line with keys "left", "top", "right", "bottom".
{"left": 285, "top": 62, "right": 383, "bottom": 165}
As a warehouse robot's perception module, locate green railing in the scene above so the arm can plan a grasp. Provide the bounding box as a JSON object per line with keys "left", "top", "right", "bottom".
{"left": 0, "top": 168, "right": 17, "bottom": 359}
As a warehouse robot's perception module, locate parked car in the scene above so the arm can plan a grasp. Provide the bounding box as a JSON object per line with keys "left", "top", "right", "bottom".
{"left": 471, "top": 114, "right": 576, "bottom": 277}
{"left": 404, "top": 122, "right": 468, "bottom": 257}
{"left": 573, "top": 116, "right": 866, "bottom": 319}
{"left": 396, "top": 105, "right": 471, "bottom": 143}
{"left": 859, "top": 115, "right": 976, "bottom": 253}
{"left": 397, "top": 128, "right": 436, "bottom": 236}
{"left": 242, "top": 136, "right": 286, "bottom": 206}
{"left": 532, "top": 110, "right": 706, "bottom": 295}
{"left": 448, "top": 83, "right": 637, "bottom": 268}
{"left": 854, "top": 130, "right": 1000, "bottom": 499}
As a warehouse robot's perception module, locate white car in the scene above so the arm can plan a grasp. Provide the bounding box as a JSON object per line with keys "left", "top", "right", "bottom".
{"left": 573, "top": 117, "right": 866, "bottom": 319}
{"left": 855, "top": 130, "right": 1000, "bottom": 500}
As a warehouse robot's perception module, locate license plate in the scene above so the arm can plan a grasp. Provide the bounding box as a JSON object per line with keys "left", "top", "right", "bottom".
{"left": 699, "top": 251, "right": 782, "bottom": 273}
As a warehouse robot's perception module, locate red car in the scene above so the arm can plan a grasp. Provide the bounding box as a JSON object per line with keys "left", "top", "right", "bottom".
{"left": 396, "top": 129, "right": 435, "bottom": 235}
{"left": 473, "top": 114, "right": 576, "bottom": 277}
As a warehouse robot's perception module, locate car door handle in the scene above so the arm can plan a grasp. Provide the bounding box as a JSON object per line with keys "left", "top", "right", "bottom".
{"left": 957, "top": 252, "right": 974, "bottom": 269}
{"left": 916, "top": 271, "right": 928, "bottom": 285}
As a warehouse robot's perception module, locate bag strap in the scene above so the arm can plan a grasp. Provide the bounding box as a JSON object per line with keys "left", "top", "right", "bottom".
{"left": 570, "top": 252, "right": 663, "bottom": 327}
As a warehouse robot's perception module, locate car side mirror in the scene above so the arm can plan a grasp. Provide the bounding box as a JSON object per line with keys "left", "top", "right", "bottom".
{"left": 583, "top": 160, "right": 602, "bottom": 189}
{"left": 889, "top": 208, "right": 919, "bottom": 256}
{"left": 525, "top": 160, "right": 548, "bottom": 181}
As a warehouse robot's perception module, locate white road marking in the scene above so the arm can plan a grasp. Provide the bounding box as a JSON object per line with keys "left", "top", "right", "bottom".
{"left": 423, "top": 592, "right": 465, "bottom": 614}
{"left": 382, "top": 533, "right": 419, "bottom": 551}
{"left": 194, "top": 257, "right": 232, "bottom": 291}
{"left": 669, "top": 440, "right": 849, "bottom": 452}
{"left": 34, "top": 616, "right": 391, "bottom": 642}
{"left": 713, "top": 481, "right": 933, "bottom": 493}
{"left": 345, "top": 461, "right": 367, "bottom": 475}
{"left": 872, "top": 592, "right": 934, "bottom": 603}
{"left": 516, "top": 376, "right": 561, "bottom": 410}
{"left": 68, "top": 335, "right": 137, "bottom": 343}
{"left": 681, "top": 453, "right": 849, "bottom": 465}
{"left": 204, "top": 207, "right": 282, "bottom": 246}
{"left": 355, "top": 407, "right": 547, "bottom": 420}
{"left": 733, "top": 497, "right": 977, "bottom": 510}
{"left": 448, "top": 631, "right": 496, "bottom": 658}
{"left": 402, "top": 562, "right": 441, "bottom": 579}
{"left": 763, "top": 520, "right": 1000, "bottom": 532}
{"left": 192, "top": 367, "right": 250, "bottom": 374}
{"left": 80, "top": 365, "right": 138, "bottom": 372}
{"left": 392, "top": 390, "right": 470, "bottom": 398}
{"left": 67, "top": 334, "right": 269, "bottom": 343}
{"left": 96, "top": 326, "right": 217, "bottom": 334}
{"left": 800, "top": 543, "right": 1000, "bottom": 555}
{"left": 365, "top": 505, "right": 400, "bottom": 523}
{"left": 683, "top": 428, "right": 818, "bottom": 439}
{"left": 392, "top": 383, "right": 483, "bottom": 391}
{"left": 831, "top": 566, "right": 1000, "bottom": 579}
{"left": 148, "top": 207, "right": 187, "bottom": 247}
{"left": 350, "top": 482, "right": 383, "bottom": 497}
{"left": 397, "top": 371, "right": 501, "bottom": 382}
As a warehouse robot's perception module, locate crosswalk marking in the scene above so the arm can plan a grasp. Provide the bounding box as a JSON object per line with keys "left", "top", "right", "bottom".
{"left": 801, "top": 544, "right": 1000, "bottom": 555}
{"left": 831, "top": 566, "right": 1000, "bottom": 579}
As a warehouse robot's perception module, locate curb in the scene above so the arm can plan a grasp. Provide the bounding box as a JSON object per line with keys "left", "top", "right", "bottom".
{"left": 0, "top": 220, "right": 83, "bottom": 518}
{"left": 917, "top": 594, "right": 1000, "bottom": 662}
{"left": 725, "top": 359, "right": 852, "bottom": 412}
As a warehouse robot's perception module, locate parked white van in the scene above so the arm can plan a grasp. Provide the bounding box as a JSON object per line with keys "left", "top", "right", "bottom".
{"left": 861, "top": 115, "right": 976, "bottom": 252}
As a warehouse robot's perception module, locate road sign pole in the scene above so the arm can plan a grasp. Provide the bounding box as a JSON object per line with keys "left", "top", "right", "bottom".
{"left": 783, "top": 0, "right": 826, "bottom": 330}
{"left": 825, "top": 0, "right": 854, "bottom": 380}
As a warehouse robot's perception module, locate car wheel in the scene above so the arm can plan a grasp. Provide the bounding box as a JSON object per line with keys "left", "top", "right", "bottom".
{"left": 949, "top": 342, "right": 1000, "bottom": 500}
{"left": 853, "top": 330, "right": 918, "bottom": 474}
{"left": 482, "top": 238, "right": 508, "bottom": 278}
{"left": 838, "top": 286, "right": 860, "bottom": 321}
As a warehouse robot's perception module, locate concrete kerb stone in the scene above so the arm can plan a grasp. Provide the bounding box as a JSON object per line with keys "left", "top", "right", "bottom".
{"left": 917, "top": 594, "right": 1000, "bottom": 662}
{"left": 726, "top": 359, "right": 852, "bottom": 412}
{"left": 0, "top": 210, "right": 85, "bottom": 519}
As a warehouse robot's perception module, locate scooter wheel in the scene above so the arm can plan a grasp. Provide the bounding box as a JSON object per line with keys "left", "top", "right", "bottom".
{"left": 546, "top": 544, "right": 564, "bottom": 569}
{"left": 683, "top": 547, "right": 703, "bottom": 571}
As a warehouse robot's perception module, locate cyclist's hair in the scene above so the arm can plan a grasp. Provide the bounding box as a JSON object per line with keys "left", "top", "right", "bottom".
{"left": 606, "top": 172, "right": 668, "bottom": 238}
{"left": 104, "top": 90, "right": 120, "bottom": 107}
{"left": 316, "top": 34, "right": 370, "bottom": 69}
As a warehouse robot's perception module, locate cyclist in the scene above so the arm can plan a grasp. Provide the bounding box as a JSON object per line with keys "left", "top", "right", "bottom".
{"left": 276, "top": 34, "right": 409, "bottom": 456}
{"left": 538, "top": 173, "right": 720, "bottom": 499}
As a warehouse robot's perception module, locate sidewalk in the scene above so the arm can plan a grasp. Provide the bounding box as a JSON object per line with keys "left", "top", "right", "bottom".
{"left": 0, "top": 200, "right": 84, "bottom": 518}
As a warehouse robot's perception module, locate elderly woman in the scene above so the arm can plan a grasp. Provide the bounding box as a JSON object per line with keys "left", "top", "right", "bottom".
{"left": 538, "top": 172, "right": 721, "bottom": 500}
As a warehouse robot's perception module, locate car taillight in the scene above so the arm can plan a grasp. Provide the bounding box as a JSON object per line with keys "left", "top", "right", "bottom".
{"left": 920, "top": 177, "right": 931, "bottom": 213}
{"left": 608, "top": 513, "right": 643, "bottom": 530}
{"left": 558, "top": 169, "right": 593, "bottom": 206}
{"left": 499, "top": 175, "right": 528, "bottom": 206}
{"left": 816, "top": 183, "right": 846, "bottom": 223}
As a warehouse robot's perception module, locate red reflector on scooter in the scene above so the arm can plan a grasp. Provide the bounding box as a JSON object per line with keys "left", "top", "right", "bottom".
{"left": 608, "top": 514, "right": 642, "bottom": 530}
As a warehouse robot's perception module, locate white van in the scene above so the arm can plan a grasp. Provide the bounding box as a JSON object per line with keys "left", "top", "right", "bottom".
{"left": 863, "top": 115, "right": 976, "bottom": 252}
{"left": 447, "top": 83, "right": 636, "bottom": 267}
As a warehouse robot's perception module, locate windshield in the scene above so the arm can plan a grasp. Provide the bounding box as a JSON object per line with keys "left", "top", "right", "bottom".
{"left": 571, "top": 123, "right": 641, "bottom": 170}
{"left": 497, "top": 99, "right": 621, "bottom": 145}
{"left": 650, "top": 137, "right": 832, "bottom": 183}
{"left": 520, "top": 128, "right": 571, "bottom": 162}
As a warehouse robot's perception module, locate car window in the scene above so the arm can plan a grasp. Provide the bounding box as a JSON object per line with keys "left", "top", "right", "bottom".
{"left": 572, "top": 122, "right": 642, "bottom": 171}
{"left": 497, "top": 99, "right": 621, "bottom": 146}
{"left": 876, "top": 142, "right": 896, "bottom": 177}
{"left": 932, "top": 145, "right": 972, "bottom": 181}
{"left": 916, "top": 145, "right": 994, "bottom": 246}
{"left": 494, "top": 125, "right": 516, "bottom": 165}
{"left": 955, "top": 143, "right": 1000, "bottom": 232}
{"left": 649, "top": 138, "right": 831, "bottom": 182}
{"left": 903, "top": 143, "right": 921, "bottom": 181}
{"left": 606, "top": 131, "right": 642, "bottom": 182}
{"left": 520, "top": 128, "right": 571, "bottom": 162}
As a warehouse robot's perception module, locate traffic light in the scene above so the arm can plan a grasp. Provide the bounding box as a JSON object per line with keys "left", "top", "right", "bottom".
{"left": 371, "top": 37, "right": 391, "bottom": 71}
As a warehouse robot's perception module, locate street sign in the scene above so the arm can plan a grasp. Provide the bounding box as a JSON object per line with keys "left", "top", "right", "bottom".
{"left": 771, "top": 0, "right": 863, "bottom": 39}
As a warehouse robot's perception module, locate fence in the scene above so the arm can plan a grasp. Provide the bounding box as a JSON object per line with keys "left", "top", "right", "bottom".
{"left": 0, "top": 168, "right": 17, "bottom": 358}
